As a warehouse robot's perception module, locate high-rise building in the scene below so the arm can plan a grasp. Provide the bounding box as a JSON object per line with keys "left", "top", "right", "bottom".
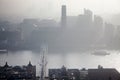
{"left": 84, "top": 9, "right": 93, "bottom": 23}
{"left": 61, "top": 5, "right": 67, "bottom": 28}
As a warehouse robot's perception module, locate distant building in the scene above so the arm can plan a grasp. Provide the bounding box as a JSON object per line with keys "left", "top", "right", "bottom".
{"left": 92, "top": 15, "right": 104, "bottom": 43}
{"left": 103, "top": 23, "right": 115, "bottom": 45}
{"left": 68, "top": 69, "right": 80, "bottom": 80}
{"left": 66, "top": 9, "right": 93, "bottom": 29}
{"left": 88, "top": 66, "right": 120, "bottom": 80}
{"left": 94, "top": 15, "right": 103, "bottom": 28}
{"left": 0, "top": 61, "right": 36, "bottom": 80}
{"left": 49, "top": 66, "right": 120, "bottom": 80}
{"left": 39, "top": 19, "right": 58, "bottom": 28}
{"left": 84, "top": 9, "right": 93, "bottom": 24}
{"left": 61, "top": 5, "right": 67, "bottom": 28}
{"left": 49, "top": 66, "right": 68, "bottom": 80}
{"left": 49, "top": 66, "right": 80, "bottom": 80}
{"left": 0, "top": 30, "right": 22, "bottom": 49}
{"left": 49, "top": 69, "right": 61, "bottom": 80}
{"left": 20, "top": 19, "right": 39, "bottom": 39}
{"left": 116, "top": 25, "right": 120, "bottom": 37}
{"left": 104, "top": 23, "right": 115, "bottom": 38}
{"left": 94, "top": 15, "right": 103, "bottom": 33}
{"left": 80, "top": 68, "right": 88, "bottom": 80}
{"left": 67, "top": 16, "right": 78, "bottom": 28}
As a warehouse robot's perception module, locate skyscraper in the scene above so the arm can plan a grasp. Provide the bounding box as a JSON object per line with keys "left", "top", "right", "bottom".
{"left": 61, "top": 5, "right": 67, "bottom": 28}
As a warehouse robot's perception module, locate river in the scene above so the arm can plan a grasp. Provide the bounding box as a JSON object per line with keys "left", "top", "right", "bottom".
{"left": 0, "top": 50, "right": 120, "bottom": 76}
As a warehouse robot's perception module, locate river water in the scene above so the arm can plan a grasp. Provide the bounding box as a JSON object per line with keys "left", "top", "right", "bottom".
{"left": 0, "top": 50, "right": 120, "bottom": 75}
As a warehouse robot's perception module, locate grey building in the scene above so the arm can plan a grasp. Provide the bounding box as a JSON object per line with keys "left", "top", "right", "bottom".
{"left": 88, "top": 68, "right": 120, "bottom": 80}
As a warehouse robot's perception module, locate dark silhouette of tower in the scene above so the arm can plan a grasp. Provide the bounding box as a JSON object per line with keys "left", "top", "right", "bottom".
{"left": 61, "top": 5, "right": 67, "bottom": 28}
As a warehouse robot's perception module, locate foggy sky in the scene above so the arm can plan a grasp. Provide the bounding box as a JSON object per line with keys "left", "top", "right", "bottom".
{"left": 0, "top": 0, "right": 120, "bottom": 24}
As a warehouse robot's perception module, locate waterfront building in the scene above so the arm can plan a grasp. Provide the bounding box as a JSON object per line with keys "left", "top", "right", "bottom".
{"left": 0, "top": 61, "right": 36, "bottom": 80}
{"left": 49, "top": 66, "right": 80, "bottom": 80}
{"left": 88, "top": 68, "right": 120, "bottom": 80}
{"left": 49, "top": 66, "right": 120, "bottom": 80}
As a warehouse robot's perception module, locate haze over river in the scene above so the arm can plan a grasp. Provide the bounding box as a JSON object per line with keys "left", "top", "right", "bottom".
{"left": 0, "top": 50, "right": 120, "bottom": 75}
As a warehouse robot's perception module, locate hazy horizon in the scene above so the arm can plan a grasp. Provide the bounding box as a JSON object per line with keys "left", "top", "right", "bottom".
{"left": 0, "top": 0, "right": 120, "bottom": 25}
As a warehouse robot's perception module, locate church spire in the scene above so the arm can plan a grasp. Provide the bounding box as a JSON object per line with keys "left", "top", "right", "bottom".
{"left": 4, "top": 62, "right": 9, "bottom": 67}
{"left": 28, "top": 61, "right": 32, "bottom": 66}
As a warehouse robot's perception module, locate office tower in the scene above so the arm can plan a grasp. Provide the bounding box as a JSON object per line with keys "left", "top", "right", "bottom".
{"left": 61, "top": 5, "right": 67, "bottom": 28}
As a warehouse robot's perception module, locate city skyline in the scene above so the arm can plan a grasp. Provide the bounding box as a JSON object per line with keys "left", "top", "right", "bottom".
{"left": 0, "top": 1, "right": 120, "bottom": 80}
{"left": 0, "top": 0, "right": 120, "bottom": 25}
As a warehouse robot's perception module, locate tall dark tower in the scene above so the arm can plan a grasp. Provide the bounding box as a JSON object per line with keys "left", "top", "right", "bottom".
{"left": 61, "top": 5, "right": 67, "bottom": 28}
